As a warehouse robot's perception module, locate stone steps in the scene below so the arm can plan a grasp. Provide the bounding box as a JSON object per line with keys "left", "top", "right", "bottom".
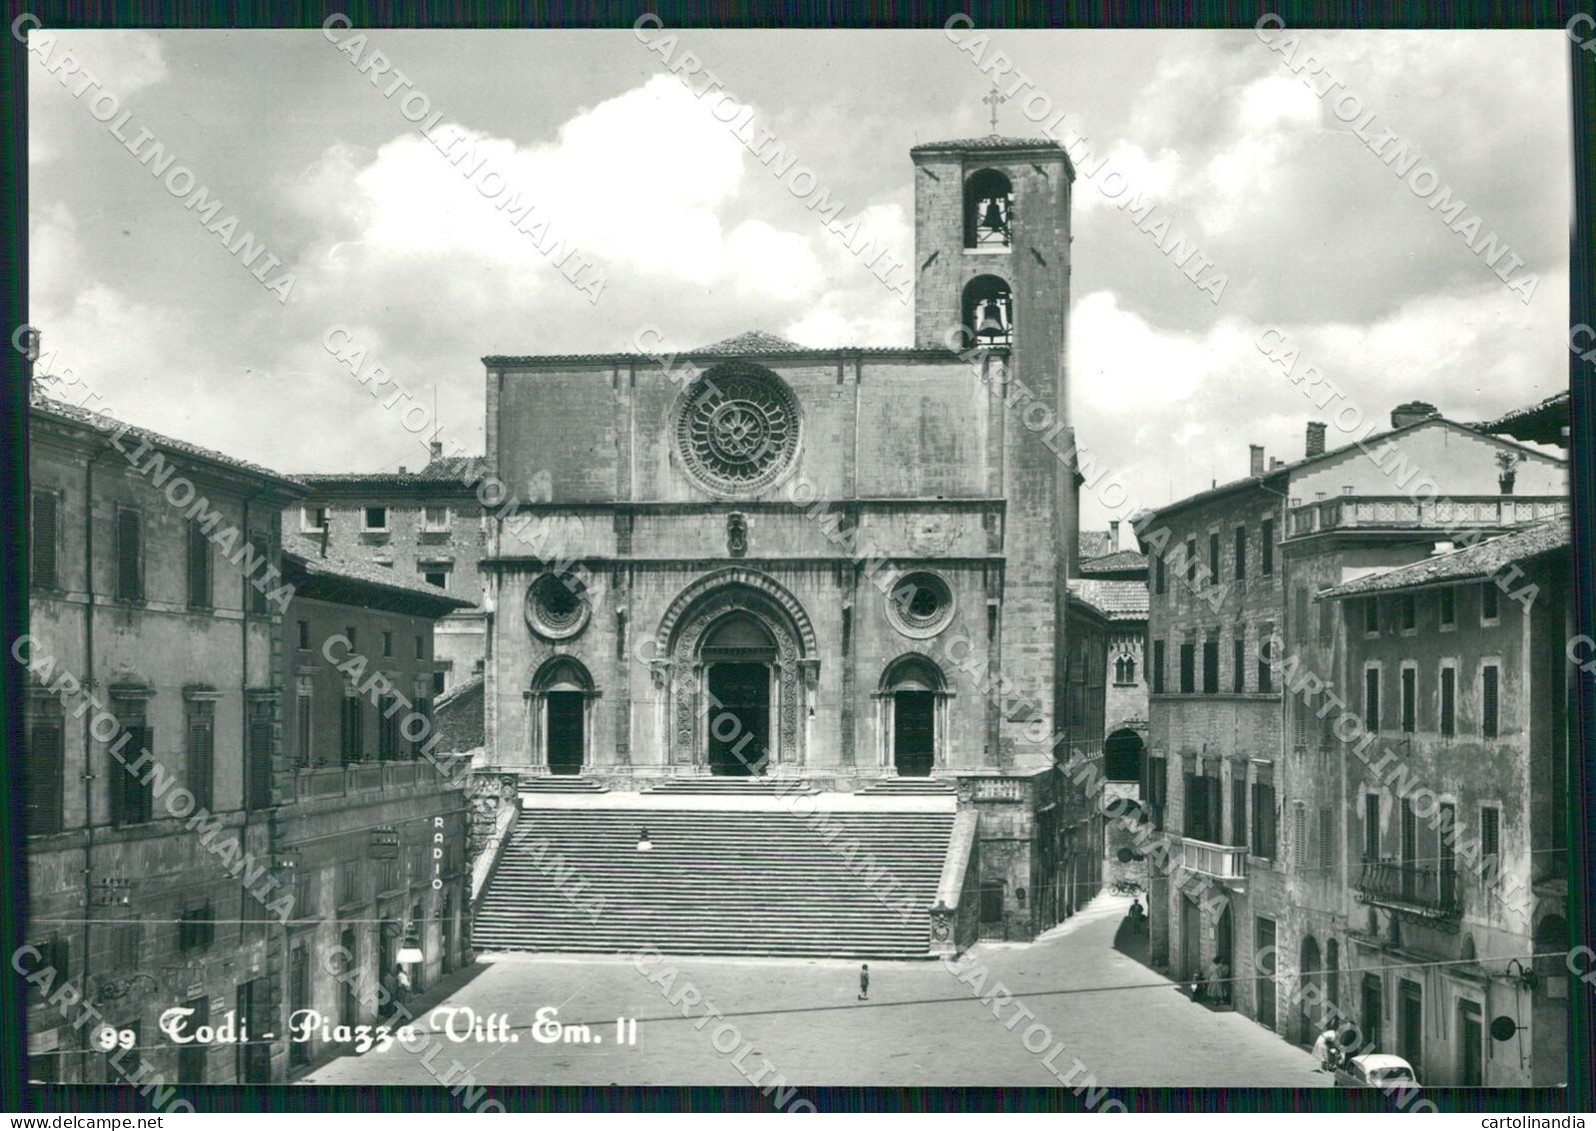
{"left": 472, "top": 807, "right": 955, "bottom": 958}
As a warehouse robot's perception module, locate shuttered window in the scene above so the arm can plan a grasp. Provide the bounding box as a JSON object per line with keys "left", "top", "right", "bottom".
{"left": 25, "top": 704, "right": 64, "bottom": 836}
{"left": 247, "top": 531, "right": 271, "bottom": 614}
{"left": 1440, "top": 667, "right": 1456, "bottom": 736}
{"left": 1364, "top": 667, "right": 1380, "bottom": 733}
{"left": 1481, "top": 805, "right": 1501, "bottom": 873}
{"left": 110, "top": 723, "right": 154, "bottom": 826}
{"left": 1234, "top": 525, "right": 1247, "bottom": 580}
{"left": 1251, "top": 781, "right": 1277, "bottom": 858}
{"left": 341, "top": 697, "right": 365, "bottom": 764}
{"left": 1482, "top": 664, "right": 1499, "bottom": 737}
{"left": 1209, "top": 532, "right": 1221, "bottom": 582}
{"left": 1202, "top": 639, "right": 1219, "bottom": 694}
{"left": 1482, "top": 582, "right": 1499, "bottom": 622}
{"left": 1231, "top": 777, "right": 1248, "bottom": 848}
{"left": 187, "top": 522, "right": 211, "bottom": 609}
{"left": 1233, "top": 636, "right": 1246, "bottom": 693}
{"left": 1401, "top": 667, "right": 1416, "bottom": 733}
{"left": 1318, "top": 807, "right": 1334, "bottom": 870}
{"left": 1261, "top": 518, "right": 1274, "bottom": 575}
{"left": 187, "top": 706, "right": 215, "bottom": 810}
{"left": 1151, "top": 640, "right": 1165, "bottom": 694}
{"left": 32, "top": 492, "right": 58, "bottom": 590}
{"left": 1439, "top": 586, "right": 1456, "bottom": 627}
{"left": 248, "top": 712, "right": 274, "bottom": 810}
{"left": 1179, "top": 643, "right": 1195, "bottom": 693}
{"left": 1293, "top": 801, "right": 1309, "bottom": 868}
{"left": 1364, "top": 793, "right": 1381, "bottom": 860}
{"left": 115, "top": 509, "right": 142, "bottom": 601}
{"left": 1257, "top": 626, "right": 1274, "bottom": 693}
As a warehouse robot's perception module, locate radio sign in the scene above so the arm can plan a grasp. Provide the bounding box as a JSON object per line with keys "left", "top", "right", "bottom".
{"left": 371, "top": 827, "right": 400, "bottom": 859}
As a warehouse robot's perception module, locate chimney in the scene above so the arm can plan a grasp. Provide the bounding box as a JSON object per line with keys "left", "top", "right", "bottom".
{"left": 1306, "top": 421, "right": 1327, "bottom": 457}
{"left": 397, "top": 465, "right": 407, "bottom": 475}
{"left": 1249, "top": 444, "right": 1265, "bottom": 477}
{"left": 430, "top": 440, "right": 443, "bottom": 459}
{"left": 1270, "top": 457, "right": 1284, "bottom": 470}
{"left": 1391, "top": 400, "right": 1440, "bottom": 430}
{"left": 1109, "top": 520, "right": 1121, "bottom": 552}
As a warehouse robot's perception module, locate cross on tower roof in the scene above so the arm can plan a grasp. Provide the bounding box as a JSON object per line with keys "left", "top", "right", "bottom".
{"left": 982, "top": 86, "right": 1007, "bottom": 135}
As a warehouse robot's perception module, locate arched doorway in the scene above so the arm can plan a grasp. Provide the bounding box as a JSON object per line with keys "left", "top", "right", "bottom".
{"left": 1104, "top": 728, "right": 1144, "bottom": 783}
{"left": 702, "top": 613, "right": 775, "bottom": 776}
{"left": 879, "top": 654, "right": 948, "bottom": 776}
{"left": 1300, "top": 935, "right": 1322, "bottom": 1044}
{"left": 654, "top": 570, "right": 818, "bottom": 772}
{"left": 529, "top": 656, "right": 594, "bottom": 775}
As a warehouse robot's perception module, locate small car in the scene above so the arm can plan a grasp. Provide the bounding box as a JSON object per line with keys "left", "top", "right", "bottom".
{"left": 1334, "top": 1053, "right": 1421, "bottom": 1090}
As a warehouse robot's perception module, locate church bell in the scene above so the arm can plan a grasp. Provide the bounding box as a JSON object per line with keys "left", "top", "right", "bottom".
{"left": 976, "top": 299, "right": 1006, "bottom": 339}
{"left": 980, "top": 199, "right": 1006, "bottom": 234}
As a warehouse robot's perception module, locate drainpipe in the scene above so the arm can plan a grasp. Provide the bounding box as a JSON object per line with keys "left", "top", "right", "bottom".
{"left": 78, "top": 438, "right": 113, "bottom": 1081}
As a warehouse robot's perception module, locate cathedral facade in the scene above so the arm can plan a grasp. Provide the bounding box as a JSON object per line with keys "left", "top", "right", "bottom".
{"left": 477, "top": 135, "right": 1097, "bottom": 939}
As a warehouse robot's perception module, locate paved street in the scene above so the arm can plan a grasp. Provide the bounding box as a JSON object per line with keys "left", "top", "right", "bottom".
{"left": 303, "top": 893, "right": 1325, "bottom": 1089}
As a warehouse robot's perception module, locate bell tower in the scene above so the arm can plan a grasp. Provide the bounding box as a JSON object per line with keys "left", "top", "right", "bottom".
{"left": 909, "top": 132, "right": 1078, "bottom": 766}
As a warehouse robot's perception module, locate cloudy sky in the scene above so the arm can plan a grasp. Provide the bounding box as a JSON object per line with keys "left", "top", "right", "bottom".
{"left": 28, "top": 27, "right": 1570, "bottom": 528}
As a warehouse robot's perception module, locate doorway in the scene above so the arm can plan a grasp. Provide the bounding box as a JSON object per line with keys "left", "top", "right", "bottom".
{"left": 289, "top": 947, "right": 309, "bottom": 1067}
{"left": 1459, "top": 999, "right": 1483, "bottom": 1085}
{"left": 1361, "top": 974, "right": 1384, "bottom": 1054}
{"left": 1180, "top": 896, "right": 1202, "bottom": 984}
{"left": 236, "top": 979, "right": 272, "bottom": 1083}
{"left": 546, "top": 692, "right": 585, "bottom": 775}
{"left": 894, "top": 691, "right": 935, "bottom": 776}
{"left": 1398, "top": 979, "right": 1423, "bottom": 1078}
{"left": 1255, "top": 918, "right": 1278, "bottom": 1029}
{"left": 707, "top": 662, "right": 770, "bottom": 775}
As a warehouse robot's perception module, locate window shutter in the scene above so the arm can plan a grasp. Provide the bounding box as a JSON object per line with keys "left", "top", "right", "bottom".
{"left": 189, "top": 720, "right": 214, "bottom": 809}
{"left": 1318, "top": 807, "right": 1334, "bottom": 870}
{"left": 32, "top": 494, "right": 58, "bottom": 590}
{"left": 188, "top": 524, "right": 211, "bottom": 608}
{"left": 249, "top": 720, "right": 274, "bottom": 809}
{"left": 1482, "top": 665, "right": 1499, "bottom": 737}
{"left": 116, "top": 511, "right": 141, "bottom": 601}
{"left": 26, "top": 719, "right": 64, "bottom": 835}
{"left": 1294, "top": 801, "right": 1308, "bottom": 867}
{"left": 1440, "top": 668, "right": 1456, "bottom": 736}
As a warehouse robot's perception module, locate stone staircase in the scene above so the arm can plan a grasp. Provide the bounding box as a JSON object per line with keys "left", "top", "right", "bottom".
{"left": 520, "top": 776, "right": 609, "bottom": 794}
{"left": 472, "top": 804, "right": 954, "bottom": 957}
{"left": 857, "top": 777, "right": 957, "bottom": 796}
{"left": 642, "top": 777, "right": 817, "bottom": 795}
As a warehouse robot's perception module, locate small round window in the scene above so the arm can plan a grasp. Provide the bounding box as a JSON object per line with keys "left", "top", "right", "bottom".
{"left": 526, "top": 573, "right": 590, "bottom": 640}
{"left": 887, "top": 571, "right": 955, "bottom": 638}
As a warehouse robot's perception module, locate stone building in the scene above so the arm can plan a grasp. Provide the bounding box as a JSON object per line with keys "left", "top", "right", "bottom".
{"left": 1143, "top": 406, "right": 1567, "bottom": 1038}
{"left": 289, "top": 444, "right": 490, "bottom": 696}
{"left": 1315, "top": 519, "right": 1570, "bottom": 1086}
{"left": 275, "top": 536, "right": 474, "bottom": 1078}
{"left": 24, "top": 394, "right": 303, "bottom": 1086}
{"left": 472, "top": 134, "right": 1103, "bottom": 948}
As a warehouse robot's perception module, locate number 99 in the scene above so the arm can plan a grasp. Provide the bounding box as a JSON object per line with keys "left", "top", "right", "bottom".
{"left": 93, "top": 1026, "right": 135, "bottom": 1051}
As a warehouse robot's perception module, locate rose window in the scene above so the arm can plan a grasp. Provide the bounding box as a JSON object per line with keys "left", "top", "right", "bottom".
{"left": 677, "top": 366, "right": 800, "bottom": 494}
{"left": 526, "top": 573, "right": 590, "bottom": 640}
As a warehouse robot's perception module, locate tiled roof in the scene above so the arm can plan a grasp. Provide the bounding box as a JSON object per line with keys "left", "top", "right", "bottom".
{"left": 483, "top": 343, "right": 959, "bottom": 365}
{"left": 282, "top": 533, "right": 474, "bottom": 609}
{"left": 293, "top": 454, "right": 488, "bottom": 488}
{"left": 694, "top": 330, "right": 807, "bottom": 355}
{"left": 1473, "top": 391, "right": 1570, "bottom": 444}
{"left": 1080, "top": 549, "right": 1149, "bottom": 575}
{"left": 433, "top": 674, "right": 485, "bottom": 754}
{"left": 1320, "top": 519, "right": 1568, "bottom": 599}
{"left": 31, "top": 391, "right": 304, "bottom": 492}
{"left": 1079, "top": 531, "right": 1112, "bottom": 560}
{"left": 1067, "top": 579, "right": 1150, "bottom": 621}
{"left": 1142, "top": 416, "right": 1567, "bottom": 525}
{"left": 911, "top": 135, "right": 1067, "bottom": 153}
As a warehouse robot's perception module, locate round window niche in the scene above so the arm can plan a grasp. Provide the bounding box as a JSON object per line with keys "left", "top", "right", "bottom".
{"left": 525, "top": 572, "right": 590, "bottom": 640}
{"left": 675, "top": 365, "right": 800, "bottom": 495}
{"left": 887, "top": 571, "right": 956, "bottom": 638}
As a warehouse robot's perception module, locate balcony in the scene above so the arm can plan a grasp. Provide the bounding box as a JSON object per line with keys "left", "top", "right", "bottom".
{"left": 1179, "top": 838, "right": 1248, "bottom": 882}
{"left": 1287, "top": 496, "right": 1566, "bottom": 539}
{"left": 289, "top": 758, "right": 464, "bottom": 803}
{"left": 1354, "top": 859, "right": 1460, "bottom": 921}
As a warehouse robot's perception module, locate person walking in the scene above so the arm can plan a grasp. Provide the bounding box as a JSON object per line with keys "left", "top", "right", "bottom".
{"left": 857, "top": 963, "right": 870, "bottom": 1001}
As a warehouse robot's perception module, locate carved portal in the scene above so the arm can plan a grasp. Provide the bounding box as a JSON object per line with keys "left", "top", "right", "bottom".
{"left": 659, "top": 574, "right": 816, "bottom": 769}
